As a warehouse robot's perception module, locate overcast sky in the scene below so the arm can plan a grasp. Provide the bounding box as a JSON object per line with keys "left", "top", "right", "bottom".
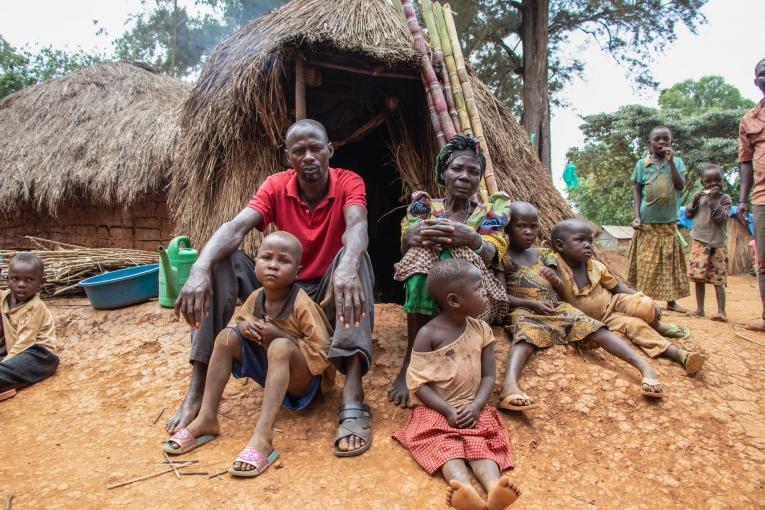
{"left": 1, "top": 0, "right": 763, "bottom": 192}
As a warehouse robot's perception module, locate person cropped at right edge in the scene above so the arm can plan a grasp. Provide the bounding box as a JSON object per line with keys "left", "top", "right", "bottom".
{"left": 737, "top": 57, "right": 765, "bottom": 332}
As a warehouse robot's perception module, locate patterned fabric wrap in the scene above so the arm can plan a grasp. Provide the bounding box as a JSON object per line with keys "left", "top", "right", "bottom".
{"left": 504, "top": 248, "right": 603, "bottom": 348}
{"left": 627, "top": 223, "right": 690, "bottom": 301}
{"left": 392, "top": 404, "right": 513, "bottom": 475}
{"left": 395, "top": 246, "right": 509, "bottom": 323}
{"left": 396, "top": 190, "right": 511, "bottom": 323}
{"left": 687, "top": 239, "right": 728, "bottom": 286}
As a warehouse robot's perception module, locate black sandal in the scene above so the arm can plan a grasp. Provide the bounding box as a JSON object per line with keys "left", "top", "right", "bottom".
{"left": 334, "top": 402, "right": 373, "bottom": 457}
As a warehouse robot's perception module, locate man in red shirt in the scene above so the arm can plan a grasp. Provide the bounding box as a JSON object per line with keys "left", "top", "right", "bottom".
{"left": 738, "top": 57, "right": 765, "bottom": 332}
{"left": 169, "top": 119, "right": 375, "bottom": 457}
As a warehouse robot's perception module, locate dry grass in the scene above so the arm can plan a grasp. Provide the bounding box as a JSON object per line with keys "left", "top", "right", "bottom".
{"left": 727, "top": 218, "right": 754, "bottom": 274}
{"left": 0, "top": 62, "right": 191, "bottom": 216}
{"left": 170, "top": 0, "right": 577, "bottom": 253}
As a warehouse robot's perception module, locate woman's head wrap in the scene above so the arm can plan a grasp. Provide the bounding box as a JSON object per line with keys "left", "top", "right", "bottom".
{"left": 434, "top": 134, "right": 486, "bottom": 186}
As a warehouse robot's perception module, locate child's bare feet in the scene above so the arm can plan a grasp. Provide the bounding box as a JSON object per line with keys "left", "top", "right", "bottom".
{"left": 487, "top": 476, "right": 520, "bottom": 510}
{"left": 710, "top": 313, "right": 728, "bottom": 322}
{"left": 446, "top": 480, "right": 486, "bottom": 510}
{"left": 689, "top": 310, "right": 704, "bottom": 318}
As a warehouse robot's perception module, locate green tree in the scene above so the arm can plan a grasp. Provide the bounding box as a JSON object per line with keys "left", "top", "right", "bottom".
{"left": 0, "top": 36, "right": 103, "bottom": 99}
{"left": 566, "top": 77, "right": 752, "bottom": 225}
{"left": 447, "top": 0, "right": 708, "bottom": 172}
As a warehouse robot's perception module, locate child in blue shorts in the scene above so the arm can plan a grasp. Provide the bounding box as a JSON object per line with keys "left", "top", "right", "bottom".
{"left": 163, "top": 231, "right": 335, "bottom": 477}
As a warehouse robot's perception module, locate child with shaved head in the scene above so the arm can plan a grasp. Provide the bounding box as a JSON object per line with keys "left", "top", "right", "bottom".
{"left": 551, "top": 219, "right": 706, "bottom": 375}
{"left": 1, "top": 253, "right": 59, "bottom": 401}
{"left": 164, "top": 231, "right": 336, "bottom": 478}
{"left": 394, "top": 258, "right": 519, "bottom": 510}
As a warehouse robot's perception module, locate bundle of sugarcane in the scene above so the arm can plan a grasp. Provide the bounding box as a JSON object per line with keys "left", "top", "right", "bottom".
{"left": 0, "top": 237, "right": 158, "bottom": 297}
{"left": 398, "top": 0, "right": 498, "bottom": 199}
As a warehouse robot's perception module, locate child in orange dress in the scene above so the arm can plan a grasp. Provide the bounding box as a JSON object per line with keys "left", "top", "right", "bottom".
{"left": 394, "top": 258, "right": 519, "bottom": 510}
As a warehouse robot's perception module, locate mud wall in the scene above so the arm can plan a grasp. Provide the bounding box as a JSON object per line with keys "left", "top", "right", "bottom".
{"left": 0, "top": 194, "right": 175, "bottom": 251}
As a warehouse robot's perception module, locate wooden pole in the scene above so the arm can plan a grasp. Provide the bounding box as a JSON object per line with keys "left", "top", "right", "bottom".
{"left": 295, "top": 53, "right": 306, "bottom": 121}
{"left": 443, "top": 4, "right": 497, "bottom": 197}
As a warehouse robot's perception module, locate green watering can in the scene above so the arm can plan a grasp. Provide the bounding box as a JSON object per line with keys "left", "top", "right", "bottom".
{"left": 158, "top": 236, "right": 199, "bottom": 308}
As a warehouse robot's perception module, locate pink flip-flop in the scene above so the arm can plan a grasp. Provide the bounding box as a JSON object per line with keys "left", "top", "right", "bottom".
{"left": 229, "top": 447, "right": 280, "bottom": 478}
{"left": 162, "top": 427, "right": 217, "bottom": 455}
{"left": 0, "top": 389, "right": 17, "bottom": 402}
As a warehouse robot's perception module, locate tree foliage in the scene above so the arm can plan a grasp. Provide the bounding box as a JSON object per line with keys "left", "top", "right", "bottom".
{"left": 113, "top": 0, "right": 287, "bottom": 77}
{"left": 566, "top": 76, "right": 753, "bottom": 225}
{"left": 0, "top": 36, "right": 103, "bottom": 99}
{"left": 449, "top": 0, "right": 708, "bottom": 115}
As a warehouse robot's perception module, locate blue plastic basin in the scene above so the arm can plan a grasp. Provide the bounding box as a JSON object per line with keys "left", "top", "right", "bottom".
{"left": 79, "top": 264, "right": 159, "bottom": 309}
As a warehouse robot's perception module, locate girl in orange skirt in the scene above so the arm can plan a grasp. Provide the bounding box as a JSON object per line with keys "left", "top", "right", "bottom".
{"left": 393, "top": 258, "right": 519, "bottom": 510}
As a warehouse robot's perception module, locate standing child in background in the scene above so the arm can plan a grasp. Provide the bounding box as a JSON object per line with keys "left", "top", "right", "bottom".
{"left": 628, "top": 126, "right": 690, "bottom": 312}
{"left": 393, "top": 258, "right": 519, "bottom": 510}
{"left": 0, "top": 253, "right": 59, "bottom": 401}
{"left": 686, "top": 164, "right": 732, "bottom": 321}
{"left": 163, "top": 231, "right": 336, "bottom": 478}
{"left": 551, "top": 219, "right": 707, "bottom": 376}
{"left": 498, "top": 202, "right": 664, "bottom": 412}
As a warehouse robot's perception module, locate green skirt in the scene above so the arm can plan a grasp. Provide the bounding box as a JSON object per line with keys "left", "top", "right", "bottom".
{"left": 403, "top": 250, "right": 453, "bottom": 316}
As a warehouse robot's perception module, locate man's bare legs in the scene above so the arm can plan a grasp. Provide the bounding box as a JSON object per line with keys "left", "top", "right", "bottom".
{"left": 166, "top": 361, "right": 207, "bottom": 433}
{"left": 389, "top": 313, "right": 430, "bottom": 408}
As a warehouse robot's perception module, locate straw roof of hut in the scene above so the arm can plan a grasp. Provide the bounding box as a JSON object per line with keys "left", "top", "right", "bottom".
{"left": 0, "top": 62, "right": 191, "bottom": 216}
{"left": 170, "top": 0, "right": 574, "bottom": 253}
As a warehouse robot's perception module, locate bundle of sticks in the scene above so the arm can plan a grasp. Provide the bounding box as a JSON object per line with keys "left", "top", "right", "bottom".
{"left": 398, "top": 0, "right": 498, "bottom": 201}
{"left": 0, "top": 237, "right": 158, "bottom": 297}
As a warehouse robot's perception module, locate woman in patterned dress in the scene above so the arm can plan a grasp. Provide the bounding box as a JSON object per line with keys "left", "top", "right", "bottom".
{"left": 389, "top": 134, "right": 511, "bottom": 409}
{"left": 498, "top": 202, "right": 664, "bottom": 412}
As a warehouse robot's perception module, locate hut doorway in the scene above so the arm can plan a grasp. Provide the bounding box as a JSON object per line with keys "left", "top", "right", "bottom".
{"left": 331, "top": 124, "right": 406, "bottom": 304}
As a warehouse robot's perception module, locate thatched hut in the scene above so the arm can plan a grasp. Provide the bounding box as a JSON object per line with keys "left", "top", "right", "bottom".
{"left": 0, "top": 62, "right": 190, "bottom": 251}
{"left": 170, "top": 0, "right": 575, "bottom": 301}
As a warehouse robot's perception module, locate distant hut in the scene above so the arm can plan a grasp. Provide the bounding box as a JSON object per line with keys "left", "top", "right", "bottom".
{"left": 170, "top": 0, "right": 576, "bottom": 300}
{"left": 598, "top": 225, "right": 635, "bottom": 251}
{"left": 0, "top": 62, "right": 190, "bottom": 250}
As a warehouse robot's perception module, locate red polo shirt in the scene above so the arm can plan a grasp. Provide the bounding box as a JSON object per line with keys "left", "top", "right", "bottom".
{"left": 247, "top": 167, "right": 367, "bottom": 280}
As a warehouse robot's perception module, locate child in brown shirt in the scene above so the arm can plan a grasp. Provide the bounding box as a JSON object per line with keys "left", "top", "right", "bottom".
{"left": 1, "top": 253, "right": 59, "bottom": 401}
{"left": 686, "top": 164, "right": 733, "bottom": 321}
{"left": 551, "top": 219, "right": 707, "bottom": 376}
{"left": 394, "top": 258, "right": 519, "bottom": 510}
{"left": 163, "top": 232, "right": 335, "bottom": 478}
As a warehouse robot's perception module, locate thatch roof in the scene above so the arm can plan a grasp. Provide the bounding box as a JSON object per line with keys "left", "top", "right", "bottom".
{"left": 170, "top": 0, "right": 574, "bottom": 252}
{"left": 0, "top": 62, "right": 191, "bottom": 216}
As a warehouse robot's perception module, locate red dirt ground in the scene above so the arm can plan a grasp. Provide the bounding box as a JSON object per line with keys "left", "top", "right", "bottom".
{"left": 2, "top": 258, "right": 765, "bottom": 509}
